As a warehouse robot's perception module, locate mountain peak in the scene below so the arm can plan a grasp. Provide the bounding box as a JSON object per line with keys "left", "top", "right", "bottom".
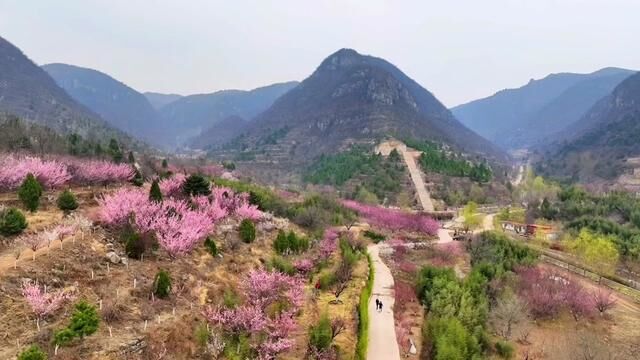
{"left": 318, "top": 48, "right": 366, "bottom": 71}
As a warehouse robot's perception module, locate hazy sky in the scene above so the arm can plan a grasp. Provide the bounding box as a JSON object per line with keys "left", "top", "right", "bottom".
{"left": 1, "top": 0, "right": 638, "bottom": 107}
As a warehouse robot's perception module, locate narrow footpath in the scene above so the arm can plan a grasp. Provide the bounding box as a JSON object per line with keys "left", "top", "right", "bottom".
{"left": 367, "top": 243, "right": 402, "bottom": 360}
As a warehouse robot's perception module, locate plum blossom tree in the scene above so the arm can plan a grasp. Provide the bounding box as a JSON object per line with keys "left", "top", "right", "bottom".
{"left": 592, "top": 289, "right": 616, "bottom": 316}
{"left": 158, "top": 173, "right": 186, "bottom": 198}
{"left": 318, "top": 229, "right": 339, "bottom": 262}
{"left": 203, "top": 269, "right": 304, "bottom": 359}
{"left": 21, "top": 233, "right": 43, "bottom": 260}
{"left": 53, "top": 224, "right": 76, "bottom": 249}
{"left": 97, "top": 188, "right": 148, "bottom": 226}
{"left": 0, "top": 155, "right": 71, "bottom": 190}
{"left": 71, "top": 159, "right": 135, "bottom": 185}
{"left": 192, "top": 195, "right": 228, "bottom": 223}
{"left": 99, "top": 189, "right": 215, "bottom": 257}
{"left": 22, "top": 280, "right": 74, "bottom": 330}
{"left": 235, "top": 202, "right": 263, "bottom": 221}
{"left": 341, "top": 200, "right": 439, "bottom": 235}
{"left": 294, "top": 258, "right": 314, "bottom": 275}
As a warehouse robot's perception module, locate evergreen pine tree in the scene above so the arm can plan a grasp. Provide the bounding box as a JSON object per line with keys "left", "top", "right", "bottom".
{"left": 149, "top": 179, "right": 163, "bottom": 202}
{"left": 154, "top": 269, "right": 172, "bottom": 298}
{"left": 0, "top": 207, "right": 28, "bottom": 236}
{"left": 128, "top": 151, "right": 135, "bottom": 164}
{"left": 108, "top": 138, "right": 123, "bottom": 163}
{"left": 239, "top": 219, "right": 256, "bottom": 243}
{"left": 18, "top": 173, "right": 43, "bottom": 212}
{"left": 57, "top": 189, "right": 79, "bottom": 214}
{"left": 182, "top": 174, "right": 211, "bottom": 196}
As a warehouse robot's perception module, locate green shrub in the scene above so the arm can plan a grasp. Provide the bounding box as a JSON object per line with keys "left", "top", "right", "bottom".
{"left": 239, "top": 219, "right": 256, "bottom": 243}
{"left": 131, "top": 168, "right": 144, "bottom": 187}
{"left": 309, "top": 313, "right": 333, "bottom": 351}
{"left": 0, "top": 207, "right": 28, "bottom": 236}
{"left": 54, "top": 301, "right": 100, "bottom": 346}
{"left": 124, "top": 231, "right": 144, "bottom": 259}
{"left": 53, "top": 328, "right": 76, "bottom": 346}
{"left": 194, "top": 322, "right": 210, "bottom": 348}
{"left": 273, "top": 230, "right": 309, "bottom": 255}
{"left": 153, "top": 269, "right": 172, "bottom": 298}
{"left": 183, "top": 174, "right": 211, "bottom": 196}
{"left": 355, "top": 253, "right": 374, "bottom": 360}
{"left": 17, "top": 345, "right": 47, "bottom": 360}
{"left": 223, "top": 289, "right": 240, "bottom": 308}
{"left": 18, "top": 173, "right": 43, "bottom": 212}
{"left": 204, "top": 237, "right": 218, "bottom": 256}
{"left": 495, "top": 340, "right": 514, "bottom": 359}
{"left": 318, "top": 272, "right": 337, "bottom": 290}
{"left": 270, "top": 256, "right": 295, "bottom": 275}
{"left": 57, "top": 189, "right": 78, "bottom": 214}
{"left": 149, "top": 179, "right": 163, "bottom": 202}
{"left": 363, "top": 230, "right": 385, "bottom": 243}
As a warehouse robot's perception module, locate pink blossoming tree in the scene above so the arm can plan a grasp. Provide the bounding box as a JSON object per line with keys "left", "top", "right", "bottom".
{"left": 341, "top": 200, "right": 439, "bottom": 235}
{"left": 22, "top": 281, "right": 74, "bottom": 330}
{"left": 203, "top": 269, "right": 304, "bottom": 359}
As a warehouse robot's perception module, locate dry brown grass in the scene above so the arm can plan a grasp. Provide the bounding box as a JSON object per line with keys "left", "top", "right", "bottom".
{"left": 0, "top": 188, "right": 366, "bottom": 359}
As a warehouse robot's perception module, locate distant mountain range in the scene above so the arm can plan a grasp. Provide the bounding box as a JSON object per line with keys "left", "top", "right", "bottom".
{"left": 452, "top": 67, "right": 635, "bottom": 149}
{"left": 538, "top": 71, "right": 640, "bottom": 181}
{"left": 158, "top": 81, "right": 299, "bottom": 147}
{"left": 43, "top": 63, "right": 165, "bottom": 146}
{"left": 0, "top": 36, "right": 133, "bottom": 146}
{"left": 143, "top": 92, "right": 183, "bottom": 110}
{"left": 42, "top": 61, "right": 298, "bottom": 149}
{"left": 217, "top": 48, "right": 507, "bottom": 165}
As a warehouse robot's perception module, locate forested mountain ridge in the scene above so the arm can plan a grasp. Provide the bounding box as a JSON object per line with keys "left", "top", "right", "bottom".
{"left": 452, "top": 67, "right": 634, "bottom": 149}
{"left": 0, "top": 36, "right": 135, "bottom": 147}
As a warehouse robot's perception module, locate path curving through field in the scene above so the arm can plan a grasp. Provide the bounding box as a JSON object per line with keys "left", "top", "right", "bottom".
{"left": 367, "top": 243, "right": 402, "bottom": 360}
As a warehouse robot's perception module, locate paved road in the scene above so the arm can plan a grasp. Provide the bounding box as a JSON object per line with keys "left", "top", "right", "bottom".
{"left": 367, "top": 244, "right": 402, "bottom": 360}
{"left": 401, "top": 150, "right": 435, "bottom": 212}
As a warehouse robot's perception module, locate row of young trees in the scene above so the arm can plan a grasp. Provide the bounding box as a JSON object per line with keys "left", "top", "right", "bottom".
{"left": 0, "top": 154, "right": 134, "bottom": 190}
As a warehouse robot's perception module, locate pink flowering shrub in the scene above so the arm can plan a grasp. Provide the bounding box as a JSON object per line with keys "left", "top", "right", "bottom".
{"left": 341, "top": 200, "right": 439, "bottom": 235}
{"left": 98, "top": 188, "right": 214, "bottom": 257}
{"left": 398, "top": 260, "right": 418, "bottom": 274}
{"left": 204, "top": 269, "right": 304, "bottom": 359}
{"left": 70, "top": 159, "right": 135, "bottom": 185}
{"left": 516, "top": 266, "right": 593, "bottom": 320}
{"left": 294, "top": 258, "right": 314, "bottom": 274}
{"left": 0, "top": 154, "right": 71, "bottom": 190}
{"left": 318, "top": 228, "right": 339, "bottom": 262}
{"left": 235, "top": 202, "right": 263, "bottom": 221}
{"left": 22, "top": 281, "right": 74, "bottom": 329}
{"left": 158, "top": 173, "right": 186, "bottom": 198}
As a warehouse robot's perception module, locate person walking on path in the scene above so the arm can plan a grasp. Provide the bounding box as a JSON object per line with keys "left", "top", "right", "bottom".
{"left": 375, "top": 298, "right": 380, "bottom": 311}
{"left": 379, "top": 300, "right": 384, "bottom": 313}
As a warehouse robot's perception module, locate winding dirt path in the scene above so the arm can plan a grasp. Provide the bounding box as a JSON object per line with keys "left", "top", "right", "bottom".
{"left": 367, "top": 244, "right": 401, "bottom": 360}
